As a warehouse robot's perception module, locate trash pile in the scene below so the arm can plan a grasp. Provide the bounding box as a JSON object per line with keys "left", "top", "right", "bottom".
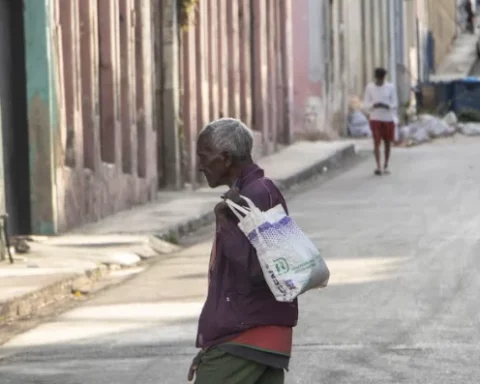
{"left": 347, "top": 97, "right": 371, "bottom": 138}
{"left": 457, "top": 122, "right": 480, "bottom": 136}
{"left": 346, "top": 94, "right": 480, "bottom": 146}
{"left": 347, "top": 110, "right": 371, "bottom": 138}
{"left": 399, "top": 113, "right": 456, "bottom": 146}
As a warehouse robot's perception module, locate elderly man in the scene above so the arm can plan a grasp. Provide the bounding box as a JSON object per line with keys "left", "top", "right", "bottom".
{"left": 188, "top": 118, "right": 298, "bottom": 384}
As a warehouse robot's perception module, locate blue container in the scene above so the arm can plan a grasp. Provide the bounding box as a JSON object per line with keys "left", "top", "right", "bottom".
{"left": 433, "top": 82, "right": 455, "bottom": 113}
{"left": 452, "top": 77, "right": 480, "bottom": 114}
{"left": 417, "top": 80, "right": 455, "bottom": 114}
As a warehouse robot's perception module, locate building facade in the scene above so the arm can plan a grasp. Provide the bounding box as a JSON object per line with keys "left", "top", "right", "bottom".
{"left": 292, "top": 0, "right": 458, "bottom": 136}
{"left": 168, "top": 0, "right": 294, "bottom": 188}
{"left": 0, "top": 0, "right": 30, "bottom": 253}
{"left": 0, "top": 0, "right": 294, "bottom": 236}
{"left": 23, "top": 0, "right": 158, "bottom": 235}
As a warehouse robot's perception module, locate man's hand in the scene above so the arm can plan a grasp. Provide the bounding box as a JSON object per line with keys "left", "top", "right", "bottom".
{"left": 215, "top": 187, "right": 244, "bottom": 223}
{"left": 221, "top": 187, "right": 242, "bottom": 204}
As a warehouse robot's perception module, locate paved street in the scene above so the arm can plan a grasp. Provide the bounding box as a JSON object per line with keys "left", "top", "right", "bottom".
{"left": 1, "top": 137, "right": 480, "bottom": 383}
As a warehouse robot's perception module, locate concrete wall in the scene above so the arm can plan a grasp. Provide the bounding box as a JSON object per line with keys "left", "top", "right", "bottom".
{"left": 343, "top": 0, "right": 423, "bottom": 120}
{"left": 176, "top": 0, "right": 294, "bottom": 187}
{"left": 346, "top": 0, "right": 397, "bottom": 99}
{"left": 292, "top": 0, "right": 415, "bottom": 137}
{"left": 426, "top": 0, "right": 457, "bottom": 71}
{"left": 24, "top": 0, "right": 157, "bottom": 234}
{"left": 21, "top": 0, "right": 294, "bottom": 233}
{"left": 291, "top": 0, "right": 325, "bottom": 135}
{"left": 344, "top": 0, "right": 364, "bottom": 99}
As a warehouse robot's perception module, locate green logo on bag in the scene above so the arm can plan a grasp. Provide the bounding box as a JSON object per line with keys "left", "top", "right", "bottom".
{"left": 274, "top": 258, "right": 289, "bottom": 275}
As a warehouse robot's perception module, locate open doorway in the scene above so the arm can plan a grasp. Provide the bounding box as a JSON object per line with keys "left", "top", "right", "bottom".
{"left": 0, "top": 0, "right": 31, "bottom": 235}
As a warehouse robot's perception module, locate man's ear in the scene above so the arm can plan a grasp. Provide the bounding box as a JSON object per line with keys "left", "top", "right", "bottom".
{"left": 221, "top": 151, "right": 233, "bottom": 167}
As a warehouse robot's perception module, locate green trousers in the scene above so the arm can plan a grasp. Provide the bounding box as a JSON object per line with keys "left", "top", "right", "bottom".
{"left": 194, "top": 348, "right": 285, "bottom": 384}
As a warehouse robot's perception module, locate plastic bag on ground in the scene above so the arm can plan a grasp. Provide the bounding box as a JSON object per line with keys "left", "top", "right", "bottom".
{"left": 442, "top": 111, "right": 458, "bottom": 127}
{"left": 421, "top": 114, "right": 454, "bottom": 137}
{"left": 410, "top": 114, "right": 455, "bottom": 139}
{"left": 347, "top": 110, "right": 371, "bottom": 138}
{"left": 226, "top": 196, "right": 330, "bottom": 303}
{"left": 398, "top": 123, "right": 430, "bottom": 146}
{"left": 409, "top": 125, "right": 431, "bottom": 145}
{"left": 458, "top": 123, "right": 480, "bottom": 136}
{"left": 399, "top": 125, "right": 411, "bottom": 142}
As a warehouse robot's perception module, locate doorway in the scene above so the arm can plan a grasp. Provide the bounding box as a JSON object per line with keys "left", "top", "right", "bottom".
{"left": 0, "top": 0, "right": 31, "bottom": 235}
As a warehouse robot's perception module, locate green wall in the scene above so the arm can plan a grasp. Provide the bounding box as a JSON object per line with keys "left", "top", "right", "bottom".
{"left": 24, "top": 0, "right": 58, "bottom": 234}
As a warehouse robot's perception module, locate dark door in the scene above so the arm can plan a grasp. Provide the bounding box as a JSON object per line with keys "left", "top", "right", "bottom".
{"left": 0, "top": 0, "right": 31, "bottom": 235}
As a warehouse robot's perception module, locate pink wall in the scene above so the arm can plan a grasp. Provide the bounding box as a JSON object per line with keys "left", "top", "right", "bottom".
{"left": 292, "top": 0, "right": 323, "bottom": 133}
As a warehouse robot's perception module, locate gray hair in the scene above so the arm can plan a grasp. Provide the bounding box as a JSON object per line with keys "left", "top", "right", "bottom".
{"left": 198, "top": 118, "right": 254, "bottom": 160}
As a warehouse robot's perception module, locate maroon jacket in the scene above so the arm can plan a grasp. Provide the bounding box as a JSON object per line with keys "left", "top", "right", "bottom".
{"left": 196, "top": 164, "right": 299, "bottom": 349}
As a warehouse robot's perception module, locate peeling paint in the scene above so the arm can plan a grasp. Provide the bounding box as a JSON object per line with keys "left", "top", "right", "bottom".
{"left": 24, "top": 0, "right": 58, "bottom": 235}
{"left": 28, "top": 95, "right": 56, "bottom": 235}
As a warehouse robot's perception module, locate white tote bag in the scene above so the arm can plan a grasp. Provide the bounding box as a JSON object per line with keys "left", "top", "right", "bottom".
{"left": 226, "top": 195, "right": 330, "bottom": 302}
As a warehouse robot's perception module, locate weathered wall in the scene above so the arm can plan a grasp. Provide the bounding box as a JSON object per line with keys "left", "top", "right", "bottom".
{"left": 425, "top": 0, "right": 457, "bottom": 71}
{"left": 23, "top": 0, "right": 293, "bottom": 232}
{"left": 177, "top": 0, "right": 293, "bottom": 187}
{"left": 292, "top": 0, "right": 424, "bottom": 136}
{"left": 291, "top": 0, "right": 325, "bottom": 135}
{"left": 24, "top": 0, "right": 157, "bottom": 234}
{"left": 346, "top": 0, "right": 393, "bottom": 95}
{"left": 344, "top": 0, "right": 365, "bottom": 99}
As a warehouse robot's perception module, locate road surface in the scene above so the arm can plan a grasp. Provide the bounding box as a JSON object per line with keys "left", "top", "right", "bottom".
{"left": 1, "top": 137, "right": 480, "bottom": 383}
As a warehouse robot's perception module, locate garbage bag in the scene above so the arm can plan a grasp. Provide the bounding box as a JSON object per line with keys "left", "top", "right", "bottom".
{"left": 410, "top": 114, "right": 455, "bottom": 139}
{"left": 398, "top": 123, "right": 430, "bottom": 146}
{"left": 442, "top": 111, "right": 458, "bottom": 127}
{"left": 408, "top": 125, "right": 431, "bottom": 145}
{"left": 399, "top": 125, "right": 411, "bottom": 142}
{"left": 458, "top": 123, "right": 480, "bottom": 136}
{"left": 347, "top": 110, "right": 371, "bottom": 138}
{"left": 411, "top": 127, "right": 431, "bottom": 144}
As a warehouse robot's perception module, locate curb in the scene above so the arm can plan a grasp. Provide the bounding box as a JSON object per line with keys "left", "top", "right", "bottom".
{"left": 157, "top": 144, "right": 357, "bottom": 242}
{"left": 0, "top": 143, "right": 357, "bottom": 325}
{"left": 0, "top": 265, "right": 109, "bottom": 321}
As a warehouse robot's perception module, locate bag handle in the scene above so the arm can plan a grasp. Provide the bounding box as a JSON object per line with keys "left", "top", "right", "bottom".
{"left": 225, "top": 199, "right": 250, "bottom": 221}
{"left": 238, "top": 195, "right": 259, "bottom": 212}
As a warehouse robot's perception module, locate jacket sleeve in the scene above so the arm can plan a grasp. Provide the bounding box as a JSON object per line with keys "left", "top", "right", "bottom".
{"left": 221, "top": 223, "right": 264, "bottom": 282}
{"left": 220, "top": 183, "right": 285, "bottom": 282}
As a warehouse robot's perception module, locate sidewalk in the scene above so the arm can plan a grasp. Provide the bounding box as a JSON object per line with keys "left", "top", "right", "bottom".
{"left": 0, "top": 140, "right": 356, "bottom": 323}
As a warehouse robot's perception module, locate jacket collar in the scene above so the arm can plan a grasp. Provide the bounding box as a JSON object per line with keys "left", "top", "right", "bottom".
{"left": 232, "top": 163, "right": 264, "bottom": 190}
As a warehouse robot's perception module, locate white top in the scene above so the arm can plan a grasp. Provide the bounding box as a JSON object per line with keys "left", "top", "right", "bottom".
{"left": 363, "top": 82, "right": 398, "bottom": 122}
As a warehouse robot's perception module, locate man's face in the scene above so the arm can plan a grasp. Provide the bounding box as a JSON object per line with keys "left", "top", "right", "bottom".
{"left": 196, "top": 135, "right": 231, "bottom": 188}
{"left": 375, "top": 75, "right": 385, "bottom": 86}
